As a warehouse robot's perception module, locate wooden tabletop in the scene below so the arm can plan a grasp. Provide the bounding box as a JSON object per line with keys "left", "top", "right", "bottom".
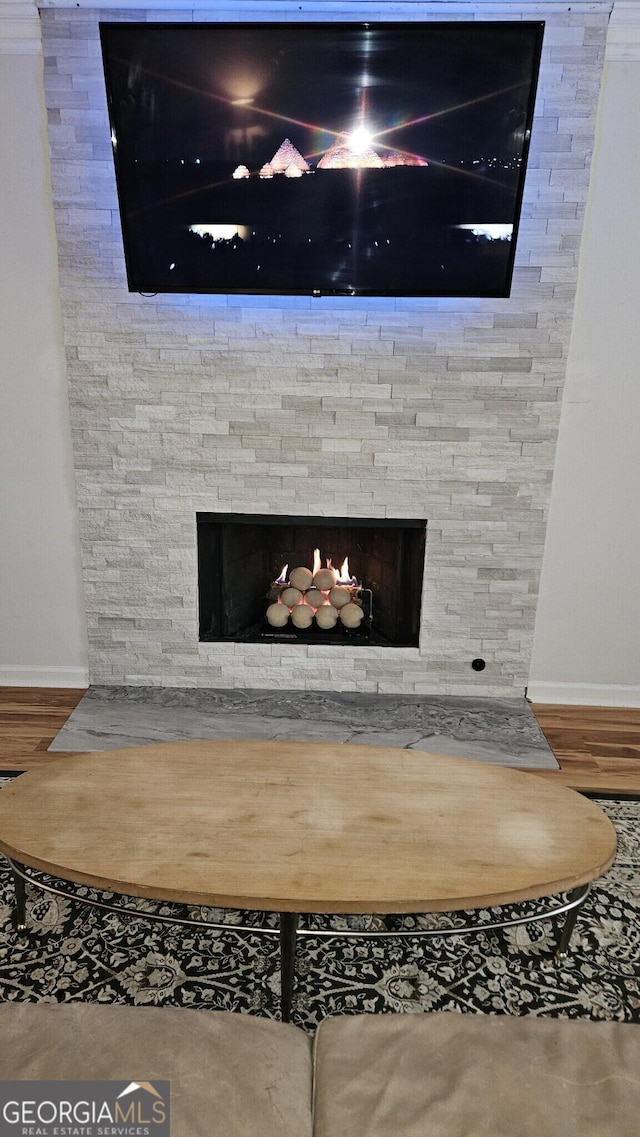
{"left": 0, "top": 740, "right": 617, "bottom": 913}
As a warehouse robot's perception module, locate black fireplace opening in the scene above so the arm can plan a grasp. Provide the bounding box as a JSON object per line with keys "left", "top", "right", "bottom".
{"left": 197, "top": 514, "right": 426, "bottom": 648}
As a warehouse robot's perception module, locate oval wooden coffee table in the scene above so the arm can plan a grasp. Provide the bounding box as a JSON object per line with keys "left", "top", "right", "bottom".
{"left": 0, "top": 740, "right": 617, "bottom": 1020}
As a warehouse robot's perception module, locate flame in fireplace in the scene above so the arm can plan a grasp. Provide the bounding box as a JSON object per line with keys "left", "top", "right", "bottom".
{"left": 273, "top": 550, "right": 359, "bottom": 588}
{"left": 337, "top": 557, "right": 358, "bottom": 586}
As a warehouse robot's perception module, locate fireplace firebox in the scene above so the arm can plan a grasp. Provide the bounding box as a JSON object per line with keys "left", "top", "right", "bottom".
{"left": 197, "top": 514, "right": 426, "bottom": 647}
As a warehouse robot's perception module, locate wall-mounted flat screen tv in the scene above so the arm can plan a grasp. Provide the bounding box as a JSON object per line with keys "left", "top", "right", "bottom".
{"left": 100, "top": 21, "right": 544, "bottom": 298}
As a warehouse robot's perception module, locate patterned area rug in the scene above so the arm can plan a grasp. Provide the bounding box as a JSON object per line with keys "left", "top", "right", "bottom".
{"left": 0, "top": 786, "right": 638, "bottom": 1032}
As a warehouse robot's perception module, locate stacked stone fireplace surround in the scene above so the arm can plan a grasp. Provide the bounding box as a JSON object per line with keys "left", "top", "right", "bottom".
{"left": 43, "top": 2, "right": 610, "bottom": 694}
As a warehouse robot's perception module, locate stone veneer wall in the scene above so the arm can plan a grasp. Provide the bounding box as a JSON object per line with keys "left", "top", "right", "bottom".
{"left": 41, "top": 2, "right": 610, "bottom": 694}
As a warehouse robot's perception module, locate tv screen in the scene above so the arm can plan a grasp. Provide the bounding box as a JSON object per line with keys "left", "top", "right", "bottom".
{"left": 100, "top": 21, "right": 544, "bottom": 298}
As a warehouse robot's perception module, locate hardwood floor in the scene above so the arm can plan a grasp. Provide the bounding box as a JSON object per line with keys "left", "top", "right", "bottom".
{"left": 528, "top": 703, "right": 640, "bottom": 795}
{"left": 1, "top": 687, "right": 639, "bottom": 796}
{"left": 0, "top": 687, "right": 86, "bottom": 771}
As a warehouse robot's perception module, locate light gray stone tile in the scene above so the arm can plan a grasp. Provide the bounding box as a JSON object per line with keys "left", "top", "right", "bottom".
{"left": 48, "top": 687, "right": 558, "bottom": 769}
{"left": 41, "top": 5, "right": 607, "bottom": 694}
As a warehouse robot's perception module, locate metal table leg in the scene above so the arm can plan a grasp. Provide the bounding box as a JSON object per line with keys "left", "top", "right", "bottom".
{"left": 10, "top": 862, "right": 28, "bottom": 934}
{"left": 555, "top": 886, "right": 587, "bottom": 960}
{"left": 279, "top": 912, "right": 299, "bottom": 1023}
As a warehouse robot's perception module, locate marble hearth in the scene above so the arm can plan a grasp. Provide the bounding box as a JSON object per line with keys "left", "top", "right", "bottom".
{"left": 48, "top": 687, "right": 558, "bottom": 769}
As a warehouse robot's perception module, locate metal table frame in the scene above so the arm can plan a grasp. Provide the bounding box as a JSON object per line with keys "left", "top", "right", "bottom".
{"left": 8, "top": 858, "right": 589, "bottom": 1022}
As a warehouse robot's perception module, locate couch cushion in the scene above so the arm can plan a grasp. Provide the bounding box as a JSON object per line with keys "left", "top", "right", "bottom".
{"left": 313, "top": 1011, "right": 640, "bottom": 1137}
{"left": 0, "top": 1003, "right": 313, "bottom": 1137}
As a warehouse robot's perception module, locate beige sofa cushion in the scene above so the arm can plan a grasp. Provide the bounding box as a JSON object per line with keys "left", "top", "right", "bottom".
{"left": 0, "top": 1003, "right": 313, "bottom": 1137}
{"left": 313, "top": 1011, "right": 640, "bottom": 1137}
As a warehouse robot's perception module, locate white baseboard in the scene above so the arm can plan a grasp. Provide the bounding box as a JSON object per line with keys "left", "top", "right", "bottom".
{"left": 0, "top": 666, "right": 89, "bottom": 689}
{"left": 526, "top": 681, "right": 640, "bottom": 708}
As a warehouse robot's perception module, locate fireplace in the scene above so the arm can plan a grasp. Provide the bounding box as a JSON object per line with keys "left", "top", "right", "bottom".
{"left": 197, "top": 514, "right": 426, "bottom": 648}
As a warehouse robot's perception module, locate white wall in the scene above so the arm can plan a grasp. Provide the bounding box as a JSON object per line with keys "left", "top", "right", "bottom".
{"left": 528, "top": 15, "right": 640, "bottom": 706}
{"left": 0, "top": 15, "right": 88, "bottom": 687}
